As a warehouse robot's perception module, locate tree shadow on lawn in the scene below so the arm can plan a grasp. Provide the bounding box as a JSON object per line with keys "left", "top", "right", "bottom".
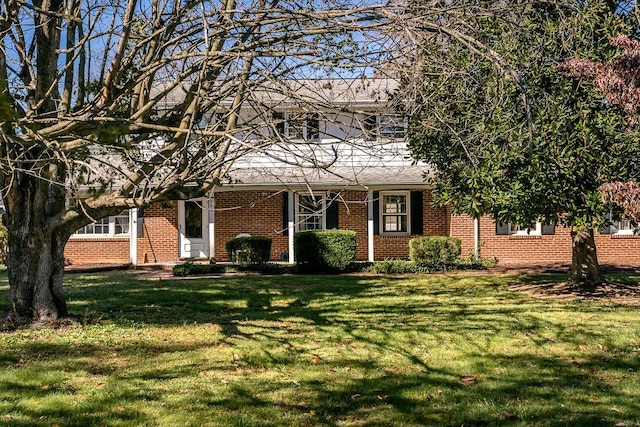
{"left": 2, "top": 338, "right": 637, "bottom": 426}
{"left": 1, "top": 272, "right": 640, "bottom": 425}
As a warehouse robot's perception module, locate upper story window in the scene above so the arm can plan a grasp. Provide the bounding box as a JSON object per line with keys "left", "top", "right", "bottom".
{"left": 380, "top": 191, "right": 409, "bottom": 235}
{"left": 364, "top": 113, "right": 406, "bottom": 140}
{"left": 74, "top": 211, "right": 130, "bottom": 237}
{"left": 296, "top": 193, "right": 325, "bottom": 231}
{"left": 274, "top": 112, "right": 320, "bottom": 141}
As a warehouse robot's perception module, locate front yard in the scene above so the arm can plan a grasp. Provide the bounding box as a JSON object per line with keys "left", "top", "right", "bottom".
{"left": 0, "top": 271, "right": 639, "bottom": 426}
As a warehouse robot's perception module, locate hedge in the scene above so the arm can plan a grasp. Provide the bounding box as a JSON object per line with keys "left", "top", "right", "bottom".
{"left": 409, "top": 236, "right": 461, "bottom": 267}
{"left": 225, "top": 236, "right": 272, "bottom": 265}
{"left": 294, "top": 230, "right": 356, "bottom": 273}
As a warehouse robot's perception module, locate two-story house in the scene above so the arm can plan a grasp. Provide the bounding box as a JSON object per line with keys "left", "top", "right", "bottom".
{"left": 64, "top": 78, "right": 640, "bottom": 268}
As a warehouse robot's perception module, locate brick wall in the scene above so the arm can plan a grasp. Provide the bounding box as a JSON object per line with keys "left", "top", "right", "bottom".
{"left": 451, "top": 214, "right": 640, "bottom": 266}
{"left": 373, "top": 189, "right": 449, "bottom": 260}
{"left": 213, "top": 188, "right": 449, "bottom": 262}
{"left": 214, "top": 190, "right": 288, "bottom": 261}
{"left": 65, "top": 238, "right": 130, "bottom": 265}
{"left": 137, "top": 202, "right": 179, "bottom": 263}
{"left": 335, "top": 190, "right": 368, "bottom": 260}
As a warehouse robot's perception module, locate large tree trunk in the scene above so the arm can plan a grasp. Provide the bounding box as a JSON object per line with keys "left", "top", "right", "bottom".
{"left": 4, "top": 171, "right": 70, "bottom": 324}
{"left": 6, "top": 228, "right": 69, "bottom": 322}
{"left": 569, "top": 228, "right": 604, "bottom": 286}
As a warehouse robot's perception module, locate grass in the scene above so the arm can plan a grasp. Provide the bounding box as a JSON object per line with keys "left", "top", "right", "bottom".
{"left": 0, "top": 271, "right": 639, "bottom": 426}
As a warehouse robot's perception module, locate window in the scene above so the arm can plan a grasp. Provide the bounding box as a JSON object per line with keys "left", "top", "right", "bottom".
{"left": 496, "top": 221, "right": 555, "bottom": 236}
{"left": 380, "top": 192, "right": 409, "bottom": 234}
{"left": 509, "top": 222, "right": 541, "bottom": 236}
{"left": 363, "top": 113, "right": 406, "bottom": 140}
{"left": 296, "top": 193, "right": 325, "bottom": 231}
{"left": 212, "top": 111, "right": 229, "bottom": 132}
{"left": 74, "top": 211, "right": 130, "bottom": 237}
{"left": 276, "top": 112, "right": 320, "bottom": 141}
{"left": 611, "top": 218, "right": 635, "bottom": 235}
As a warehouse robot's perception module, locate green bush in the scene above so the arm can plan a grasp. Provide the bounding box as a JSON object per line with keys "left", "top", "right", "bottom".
{"left": 368, "top": 259, "right": 416, "bottom": 274}
{"left": 409, "top": 236, "right": 461, "bottom": 267}
{"left": 0, "top": 224, "right": 7, "bottom": 265}
{"left": 455, "top": 255, "right": 498, "bottom": 270}
{"left": 235, "top": 263, "right": 292, "bottom": 275}
{"left": 172, "top": 262, "right": 226, "bottom": 276}
{"left": 225, "top": 236, "right": 272, "bottom": 265}
{"left": 294, "top": 230, "right": 356, "bottom": 273}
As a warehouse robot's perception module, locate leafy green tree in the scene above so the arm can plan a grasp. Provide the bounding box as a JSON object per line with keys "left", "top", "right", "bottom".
{"left": 401, "top": 0, "right": 640, "bottom": 285}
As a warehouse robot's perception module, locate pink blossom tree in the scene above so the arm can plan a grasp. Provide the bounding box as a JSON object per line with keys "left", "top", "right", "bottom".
{"left": 566, "top": 35, "right": 640, "bottom": 220}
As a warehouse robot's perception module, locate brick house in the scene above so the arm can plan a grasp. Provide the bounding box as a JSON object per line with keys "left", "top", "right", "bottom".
{"left": 64, "top": 78, "right": 640, "bottom": 267}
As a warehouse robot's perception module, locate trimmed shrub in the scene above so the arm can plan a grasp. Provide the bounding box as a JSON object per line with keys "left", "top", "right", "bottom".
{"left": 225, "top": 236, "right": 272, "bottom": 265}
{"left": 409, "top": 236, "right": 461, "bottom": 267}
{"left": 368, "top": 259, "right": 416, "bottom": 274}
{"left": 294, "top": 230, "right": 356, "bottom": 273}
{"left": 455, "top": 255, "right": 498, "bottom": 270}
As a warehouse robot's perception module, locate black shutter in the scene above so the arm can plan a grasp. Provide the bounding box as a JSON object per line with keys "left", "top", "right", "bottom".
{"left": 282, "top": 192, "right": 289, "bottom": 236}
{"left": 274, "top": 112, "right": 285, "bottom": 136}
{"left": 326, "top": 193, "right": 339, "bottom": 229}
{"left": 541, "top": 224, "right": 555, "bottom": 235}
{"left": 137, "top": 208, "right": 144, "bottom": 238}
{"left": 373, "top": 191, "right": 380, "bottom": 235}
{"left": 410, "top": 191, "right": 424, "bottom": 235}
{"left": 496, "top": 222, "right": 509, "bottom": 235}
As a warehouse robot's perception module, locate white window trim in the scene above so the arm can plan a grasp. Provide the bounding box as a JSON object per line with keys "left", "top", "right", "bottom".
{"left": 379, "top": 191, "right": 411, "bottom": 236}
{"left": 508, "top": 221, "right": 542, "bottom": 236}
{"left": 295, "top": 192, "right": 327, "bottom": 231}
{"left": 378, "top": 114, "right": 406, "bottom": 139}
{"left": 611, "top": 219, "right": 635, "bottom": 235}
{"left": 363, "top": 113, "right": 407, "bottom": 141}
{"left": 72, "top": 211, "right": 131, "bottom": 238}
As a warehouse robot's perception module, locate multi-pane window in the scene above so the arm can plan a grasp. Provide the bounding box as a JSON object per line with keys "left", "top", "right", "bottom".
{"left": 509, "top": 222, "right": 541, "bottom": 235}
{"left": 74, "top": 211, "right": 130, "bottom": 236}
{"left": 379, "top": 114, "right": 405, "bottom": 139}
{"left": 611, "top": 218, "right": 634, "bottom": 235}
{"left": 296, "top": 193, "right": 325, "bottom": 231}
{"left": 275, "top": 112, "right": 320, "bottom": 141}
{"left": 363, "top": 113, "right": 406, "bottom": 140}
{"left": 496, "top": 221, "right": 556, "bottom": 236}
{"left": 380, "top": 192, "right": 409, "bottom": 234}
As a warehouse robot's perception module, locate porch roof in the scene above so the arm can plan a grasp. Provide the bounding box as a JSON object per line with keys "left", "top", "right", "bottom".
{"left": 225, "top": 164, "right": 431, "bottom": 190}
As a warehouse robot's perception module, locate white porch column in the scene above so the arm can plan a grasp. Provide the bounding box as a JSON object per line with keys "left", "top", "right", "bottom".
{"left": 367, "top": 191, "right": 374, "bottom": 262}
{"left": 130, "top": 208, "right": 138, "bottom": 265}
{"left": 288, "top": 191, "right": 295, "bottom": 264}
{"left": 208, "top": 199, "right": 215, "bottom": 260}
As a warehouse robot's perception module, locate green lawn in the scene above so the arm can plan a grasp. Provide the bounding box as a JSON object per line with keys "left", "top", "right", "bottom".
{"left": 0, "top": 271, "right": 639, "bottom": 426}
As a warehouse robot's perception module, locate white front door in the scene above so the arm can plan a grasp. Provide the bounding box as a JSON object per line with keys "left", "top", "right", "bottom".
{"left": 178, "top": 199, "right": 209, "bottom": 258}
